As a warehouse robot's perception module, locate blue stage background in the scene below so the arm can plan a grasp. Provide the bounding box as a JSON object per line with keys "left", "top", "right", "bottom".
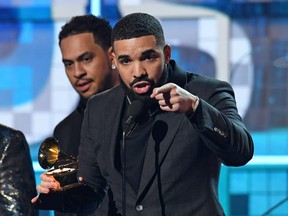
{"left": 1, "top": 0, "right": 288, "bottom": 215}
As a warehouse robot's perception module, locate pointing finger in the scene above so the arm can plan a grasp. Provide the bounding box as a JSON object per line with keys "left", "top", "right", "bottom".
{"left": 151, "top": 83, "right": 176, "bottom": 98}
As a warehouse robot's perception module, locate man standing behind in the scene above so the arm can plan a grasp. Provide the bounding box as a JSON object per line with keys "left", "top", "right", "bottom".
{"left": 77, "top": 12, "right": 254, "bottom": 216}
{"left": 55, "top": 15, "right": 118, "bottom": 166}
{"left": 32, "top": 15, "right": 119, "bottom": 216}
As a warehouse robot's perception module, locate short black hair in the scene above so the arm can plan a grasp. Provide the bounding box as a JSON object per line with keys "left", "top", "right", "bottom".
{"left": 59, "top": 14, "right": 112, "bottom": 51}
{"left": 111, "top": 12, "right": 165, "bottom": 47}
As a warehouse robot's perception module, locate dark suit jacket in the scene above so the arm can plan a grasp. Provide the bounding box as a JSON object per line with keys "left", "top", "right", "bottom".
{"left": 54, "top": 100, "right": 84, "bottom": 160}
{"left": 78, "top": 60, "right": 254, "bottom": 216}
{"left": 53, "top": 100, "right": 111, "bottom": 216}
{"left": 0, "top": 124, "right": 38, "bottom": 216}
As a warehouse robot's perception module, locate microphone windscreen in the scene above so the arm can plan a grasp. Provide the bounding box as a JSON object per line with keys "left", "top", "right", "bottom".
{"left": 152, "top": 120, "right": 168, "bottom": 143}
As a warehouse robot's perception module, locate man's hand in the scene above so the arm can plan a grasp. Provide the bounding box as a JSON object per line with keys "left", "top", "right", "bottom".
{"left": 31, "top": 173, "right": 60, "bottom": 203}
{"left": 150, "top": 83, "right": 199, "bottom": 114}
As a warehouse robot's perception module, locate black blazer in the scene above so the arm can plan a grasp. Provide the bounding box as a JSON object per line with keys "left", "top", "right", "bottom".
{"left": 53, "top": 100, "right": 111, "bottom": 216}
{"left": 78, "top": 60, "right": 254, "bottom": 216}
{"left": 54, "top": 100, "right": 84, "bottom": 159}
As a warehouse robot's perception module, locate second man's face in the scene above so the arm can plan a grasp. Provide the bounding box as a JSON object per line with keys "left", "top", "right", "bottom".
{"left": 60, "top": 32, "right": 113, "bottom": 99}
{"left": 112, "top": 35, "right": 171, "bottom": 96}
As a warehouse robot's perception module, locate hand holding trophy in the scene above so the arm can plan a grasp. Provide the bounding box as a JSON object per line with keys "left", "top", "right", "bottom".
{"left": 34, "top": 137, "right": 96, "bottom": 211}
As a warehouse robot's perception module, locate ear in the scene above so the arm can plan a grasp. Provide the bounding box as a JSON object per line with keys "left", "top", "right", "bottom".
{"left": 108, "top": 46, "right": 115, "bottom": 63}
{"left": 164, "top": 44, "right": 171, "bottom": 64}
{"left": 109, "top": 47, "right": 118, "bottom": 69}
{"left": 108, "top": 47, "right": 113, "bottom": 59}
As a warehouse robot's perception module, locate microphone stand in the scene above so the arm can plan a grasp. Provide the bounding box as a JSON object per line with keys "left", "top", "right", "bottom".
{"left": 260, "top": 196, "right": 288, "bottom": 216}
{"left": 122, "top": 131, "right": 127, "bottom": 216}
{"left": 121, "top": 99, "right": 145, "bottom": 215}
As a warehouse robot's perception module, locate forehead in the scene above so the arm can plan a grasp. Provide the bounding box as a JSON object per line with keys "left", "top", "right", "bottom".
{"left": 60, "top": 33, "right": 97, "bottom": 53}
{"left": 60, "top": 33, "right": 103, "bottom": 58}
{"left": 113, "top": 35, "right": 159, "bottom": 56}
{"left": 61, "top": 32, "right": 95, "bottom": 47}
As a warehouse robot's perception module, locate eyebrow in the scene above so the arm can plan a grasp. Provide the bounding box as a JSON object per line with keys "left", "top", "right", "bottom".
{"left": 117, "top": 49, "right": 158, "bottom": 60}
{"left": 62, "top": 51, "right": 93, "bottom": 63}
{"left": 141, "top": 49, "right": 157, "bottom": 56}
{"left": 117, "top": 54, "right": 130, "bottom": 60}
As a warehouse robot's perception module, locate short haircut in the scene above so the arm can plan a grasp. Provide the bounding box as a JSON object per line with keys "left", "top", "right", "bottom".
{"left": 59, "top": 14, "right": 112, "bottom": 51}
{"left": 111, "top": 12, "right": 165, "bottom": 47}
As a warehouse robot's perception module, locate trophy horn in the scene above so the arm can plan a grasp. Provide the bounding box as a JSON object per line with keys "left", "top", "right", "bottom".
{"left": 38, "top": 137, "right": 76, "bottom": 169}
{"left": 38, "top": 137, "right": 61, "bottom": 169}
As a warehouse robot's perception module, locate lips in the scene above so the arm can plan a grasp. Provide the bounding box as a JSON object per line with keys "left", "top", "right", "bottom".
{"left": 76, "top": 79, "right": 92, "bottom": 93}
{"left": 133, "top": 81, "right": 151, "bottom": 94}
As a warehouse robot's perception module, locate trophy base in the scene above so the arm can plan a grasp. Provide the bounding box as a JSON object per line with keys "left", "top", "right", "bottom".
{"left": 34, "top": 183, "right": 97, "bottom": 211}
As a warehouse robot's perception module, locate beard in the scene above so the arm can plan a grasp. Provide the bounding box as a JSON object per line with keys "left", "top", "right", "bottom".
{"left": 120, "top": 67, "right": 169, "bottom": 109}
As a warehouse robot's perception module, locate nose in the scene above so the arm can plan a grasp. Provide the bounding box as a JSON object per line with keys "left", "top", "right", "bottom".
{"left": 73, "top": 63, "right": 86, "bottom": 78}
{"left": 132, "top": 62, "right": 146, "bottom": 78}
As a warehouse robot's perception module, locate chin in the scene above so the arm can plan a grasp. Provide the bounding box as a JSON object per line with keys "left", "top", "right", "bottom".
{"left": 134, "top": 92, "right": 157, "bottom": 108}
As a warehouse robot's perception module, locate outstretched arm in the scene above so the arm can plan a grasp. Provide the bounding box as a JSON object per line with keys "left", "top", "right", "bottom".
{"left": 151, "top": 81, "right": 254, "bottom": 166}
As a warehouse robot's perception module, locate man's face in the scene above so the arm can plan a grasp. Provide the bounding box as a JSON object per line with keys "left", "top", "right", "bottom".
{"left": 60, "top": 32, "right": 113, "bottom": 99}
{"left": 112, "top": 35, "right": 171, "bottom": 97}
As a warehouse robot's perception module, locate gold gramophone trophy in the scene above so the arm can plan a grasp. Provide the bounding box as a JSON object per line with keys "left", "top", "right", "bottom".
{"left": 34, "top": 137, "right": 95, "bottom": 211}
{"left": 38, "top": 137, "right": 79, "bottom": 188}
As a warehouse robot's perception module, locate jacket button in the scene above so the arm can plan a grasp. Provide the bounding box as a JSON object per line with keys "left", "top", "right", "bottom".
{"left": 136, "top": 205, "right": 143, "bottom": 211}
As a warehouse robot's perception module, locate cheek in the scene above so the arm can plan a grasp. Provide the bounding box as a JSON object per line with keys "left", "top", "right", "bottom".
{"left": 119, "top": 70, "right": 131, "bottom": 86}
{"left": 66, "top": 71, "right": 75, "bottom": 84}
{"left": 89, "top": 61, "right": 108, "bottom": 77}
{"left": 150, "top": 65, "right": 164, "bottom": 83}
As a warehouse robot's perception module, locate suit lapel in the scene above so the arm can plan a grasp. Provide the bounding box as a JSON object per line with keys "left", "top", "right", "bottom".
{"left": 101, "top": 87, "right": 137, "bottom": 196}
{"left": 101, "top": 87, "right": 125, "bottom": 183}
{"left": 137, "top": 111, "right": 185, "bottom": 199}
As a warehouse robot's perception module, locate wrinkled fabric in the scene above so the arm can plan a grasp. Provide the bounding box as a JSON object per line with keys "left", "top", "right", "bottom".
{"left": 0, "top": 124, "right": 38, "bottom": 216}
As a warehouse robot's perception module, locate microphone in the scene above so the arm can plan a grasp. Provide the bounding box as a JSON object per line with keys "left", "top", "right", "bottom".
{"left": 124, "top": 100, "right": 148, "bottom": 137}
